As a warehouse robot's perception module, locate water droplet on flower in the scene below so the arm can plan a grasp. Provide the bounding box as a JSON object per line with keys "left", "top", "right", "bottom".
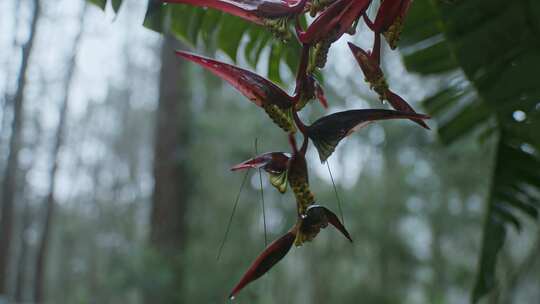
{"left": 229, "top": 296, "right": 236, "bottom": 301}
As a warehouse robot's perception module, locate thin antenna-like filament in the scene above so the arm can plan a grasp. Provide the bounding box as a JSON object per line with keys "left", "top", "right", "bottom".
{"left": 255, "top": 138, "right": 268, "bottom": 246}
{"left": 217, "top": 169, "right": 250, "bottom": 261}
{"left": 327, "top": 161, "right": 345, "bottom": 224}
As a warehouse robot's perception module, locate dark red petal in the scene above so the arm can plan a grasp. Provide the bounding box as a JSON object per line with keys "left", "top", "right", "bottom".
{"left": 373, "top": 0, "right": 403, "bottom": 32}
{"left": 386, "top": 91, "right": 430, "bottom": 130}
{"left": 332, "top": 0, "right": 372, "bottom": 39}
{"left": 321, "top": 207, "right": 353, "bottom": 242}
{"left": 300, "top": 0, "right": 371, "bottom": 44}
{"left": 230, "top": 152, "right": 289, "bottom": 172}
{"left": 161, "top": 0, "right": 307, "bottom": 24}
{"left": 347, "top": 42, "right": 383, "bottom": 82}
{"left": 298, "top": 0, "right": 353, "bottom": 44}
{"left": 229, "top": 231, "right": 296, "bottom": 299}
{"left": 307, "top": 109, "right": 430, "bottom": 162}
{"left": 256, "top": 0, "right": 309, "bottom": 17}
{"left": 175, "top": 51, "right": 292, "bottom": 109}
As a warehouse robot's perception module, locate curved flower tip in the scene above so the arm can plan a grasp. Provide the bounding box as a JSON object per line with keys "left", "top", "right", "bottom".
{"left": 319, "top": 206, "right": 353, "bottom": 242}
{"left": 347, "top": 42, "right": 430, "bottom": 130}
{"left": 175, "top": 51, "right": 290, "bottom": 108}
{"left": 229, "top": 231, "right": 296, "bottom": 299}
{"left": 175, "top": 51, "right": 297, "bottom": 132}
{"left": 307, "top": 109, "right": 430, "bottom": 162}
{"left": 386, "top": 91, "right": 431, "bottom": 130}
{"left": 231, "top": 152, "right": 291, "bottom": 193}
{"left": 299, "top": 205, "right": 353, "bottom": 243}
{"left": 347, "top": 42, "right": 387, "bottom": 98}
{"left": 230, "top": 152, "right": 289, "bottom": 171}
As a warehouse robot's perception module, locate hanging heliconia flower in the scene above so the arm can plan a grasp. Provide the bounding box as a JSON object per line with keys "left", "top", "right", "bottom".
{"left": 229, "top": 204, "right": 352, "bottom": 299}
{"left": 163, "top": 0, "right": 429, "bottom": 298}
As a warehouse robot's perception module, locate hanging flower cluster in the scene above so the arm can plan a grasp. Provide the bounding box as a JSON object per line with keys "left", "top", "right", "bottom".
{"left": 161, "top": 0, "right": 429, "bottom": 298}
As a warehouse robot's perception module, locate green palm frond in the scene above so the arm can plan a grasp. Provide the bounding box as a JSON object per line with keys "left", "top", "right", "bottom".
{"left": 402, "top": 0, "right": 540, "bottom": 302}
{"left": 89, "top": 0, "right": 304, "bottom": 84}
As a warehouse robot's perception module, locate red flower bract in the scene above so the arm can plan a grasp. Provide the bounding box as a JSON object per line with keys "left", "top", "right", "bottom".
{"left": 229, "top": 230, "right": 296, "bottom": 299}
{"left": 175, "top": 51, "right": 298, "bottom": 133}
{"left": 373, "top": 0, "right": 412, "bottom": 49}
{"left": 307, "top": 109, "right": 430, "bottom": 162}
{"left": 161, "top": 0, "right": 308, "bottom": 24}
{"left": 348, "top": 42, "right": 430, "bottom": 130}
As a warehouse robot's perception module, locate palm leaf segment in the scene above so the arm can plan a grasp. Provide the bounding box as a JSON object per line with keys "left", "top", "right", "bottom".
{"left": 400, "top": 1, "right": 540, "bottom": 302}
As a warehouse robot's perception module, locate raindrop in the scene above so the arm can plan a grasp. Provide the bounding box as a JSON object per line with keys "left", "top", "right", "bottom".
{"left": 520, "top": 143, "right": 536, "bottom": 155}
{"left": 512, "top": 110, "right": 526, "bottom": 122}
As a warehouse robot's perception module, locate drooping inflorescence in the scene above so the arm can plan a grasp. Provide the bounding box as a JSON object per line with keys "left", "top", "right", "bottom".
{"left": 160, "top": 0, "right": 430, "bottom": 298}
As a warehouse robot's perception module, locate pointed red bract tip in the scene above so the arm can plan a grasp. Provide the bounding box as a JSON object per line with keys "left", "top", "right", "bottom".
{"left": 386, "top": 90, "right": 431, "bottom": 130}
{"left": 230, "top": 158, "right": 268, "bottom": 171}
{"left": 322, "top": 207, "right": 353, "bottom": 242}
{"left": 230, "top": 163, "right": 256, "bottom": 171}
{"left": 229, "top": 231, "right": 296, "bottom": 299}
{"left": 174, "top": 50, "right": 292, "bottom": 109}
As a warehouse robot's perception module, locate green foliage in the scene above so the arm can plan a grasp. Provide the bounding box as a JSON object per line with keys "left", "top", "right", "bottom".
{"left": 88, "top": 0, "right": 122, "bottom": 13}
{"left": 402, "top": 0, "right": 540, "bottom": 302}
{"left": 88, "top": 0, "right": 303, "bottom": 84}
{"left": 141, "top": 1, "right": 303, "bottom": 84}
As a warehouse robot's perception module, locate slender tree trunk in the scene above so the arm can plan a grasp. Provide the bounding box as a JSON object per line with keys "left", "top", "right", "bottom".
{"left": 0, "top": 0, "right": 41, "bottom": 296}
{"left": 33, "top": 6, "right": 86, "bottom": 302}
{"left": 147, "top": 35, "right": 191, "bottom": 303}
{"left": 1, "top": 0, "right": 22, "bottom": 137}
{"left": 14, "top": 199, "right": 31, "bottom": 302}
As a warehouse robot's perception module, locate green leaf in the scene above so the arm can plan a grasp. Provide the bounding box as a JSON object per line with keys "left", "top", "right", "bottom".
{"left": 142, "top": 1, "right": 302, "bottom": 81}
{"left": 402, "top": 0, "right": 540, "bottom": 302}
{"left": 268, "top": 42, "right": 283, "bottom": 84}
{"left": 111, "top": 0, "right": 122, "bottom": 13}
{"left": 88, "top": 0, "right": 122, "bottom": 12}
{"left": 217, "top": 17, "right": 250, "bottom": 61}
{"left": 89, "top": 0, "right": 107, "bottom": 10}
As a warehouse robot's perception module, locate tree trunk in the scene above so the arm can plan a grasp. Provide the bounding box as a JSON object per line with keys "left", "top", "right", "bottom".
{"left": 14, "top": 199, "right": 31, "bottom": 302}
{"left": 0, "top": 0, "right": 41, "bottom": 296}
{"left": 147, "top": 35, "right": 191, "bottom": 303}
{"left": 33, "top": 6, "right": 86, "bottom": 302}
{"left": 1, "top": 0, "right": 22, "bottom": 136}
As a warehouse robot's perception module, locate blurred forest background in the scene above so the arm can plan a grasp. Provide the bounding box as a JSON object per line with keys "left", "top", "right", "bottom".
{"left": 0, "top": 0, "right": 539, "bottom": 303}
